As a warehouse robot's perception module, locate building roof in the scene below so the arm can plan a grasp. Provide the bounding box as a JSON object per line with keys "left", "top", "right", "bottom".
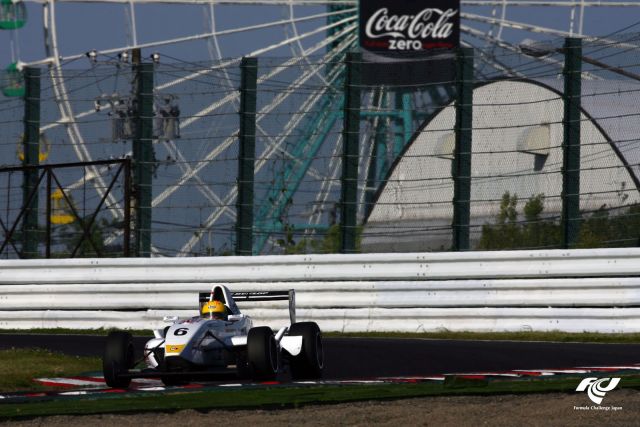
{"left": 362, "top": 78, "right": 640, "bottom": 252}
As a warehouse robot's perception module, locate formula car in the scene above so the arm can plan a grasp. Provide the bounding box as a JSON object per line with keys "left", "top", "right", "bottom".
{"left": 102, "top": 285, "right": 323, "bottom": 388}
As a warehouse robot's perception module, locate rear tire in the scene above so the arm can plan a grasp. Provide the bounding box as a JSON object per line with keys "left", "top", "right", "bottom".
{"left": 289, "top": 322, "right": 324, "bottom": 379}
{"left": 247, "top": 326, "right": 278, "bottom": 380}
{"left": 103, "top": 331, "right": 135, "bottom": 388}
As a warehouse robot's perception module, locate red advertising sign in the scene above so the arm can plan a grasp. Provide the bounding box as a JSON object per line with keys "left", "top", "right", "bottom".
{"left": 359, "top": 0, "right": 460, "bottom": 54}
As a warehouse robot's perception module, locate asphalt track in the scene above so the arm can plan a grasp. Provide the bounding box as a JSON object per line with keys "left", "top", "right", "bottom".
{"left": 1, "top": 334, "right": 639, "bottom": 379}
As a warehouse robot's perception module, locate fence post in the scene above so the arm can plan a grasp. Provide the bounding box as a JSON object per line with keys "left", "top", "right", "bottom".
{"left": 364, "top": 88, "right": 385, "bottom": 218}
{"left": 340, "top": 52, "right": 361, "bottom": 254}
{"left": 133, "top": 59, "right": 154, "bottom": 257}
{"left": 22, "top": 66, "right": 40, "bottom": 259}
{"left": 236, "top": 57, "right": 258, "bottom": 255}
{"left": 562, "top": 37, "right": 582, "bottom": 249}
{"left": 452, "top": 47, "right": 474, "bottom": 251}
{"left": 45, "top": 169, "right": 51, "bottom": 258}
{"left": 123, "top": 159, "right": 132, "bottom": 257}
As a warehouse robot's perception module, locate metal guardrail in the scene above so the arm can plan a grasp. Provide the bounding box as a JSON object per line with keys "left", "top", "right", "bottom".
{"left": 1, "top": 248, "right": 640, "bottom": 332}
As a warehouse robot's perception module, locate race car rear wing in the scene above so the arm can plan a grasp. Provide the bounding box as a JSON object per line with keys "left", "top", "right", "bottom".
{"left": 232, "top": 290, "right": 296, "bottom": 325}
{"left": 199, "top": 289, "right": 296, "bottom": 324}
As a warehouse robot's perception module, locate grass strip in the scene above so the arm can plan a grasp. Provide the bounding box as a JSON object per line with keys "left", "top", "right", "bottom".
{"left": 2, "top": 375, "right": 640, "bottom": 420}
{"left": 0, "top": 348, "right": 101, "bottom": 392}
{"left": 3, "top": 329, "right": 640, "bottom": 343}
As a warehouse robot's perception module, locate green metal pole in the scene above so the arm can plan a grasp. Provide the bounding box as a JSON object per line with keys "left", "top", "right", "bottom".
{"left": 392, "top": 92, "right": 404, "bottom": 158}
{"left": 134, "top": 60, "right": 154, "bottom": 257}
{"left": 236, "top": 57, "right": 257, "bottom": 255}
{"left": 375, "top": 93, "right": 390, "bottom": 182}
{"left": 401, "top": 92, "right": 412, "bottom": 145}
{"left": 22, "top": 67, "right": 40, "bottom": 258}
{"left": 340, "top": 51, "right": 361, "bottom": 254}
{"left": 328, "top": 4, "right": 350, "bottom": 44}
{"left": 452, "top": 47, "right": 474, "bottom": 251}
{"left": 364, "top": 88, "right": 384, "bottom": 217}
{"left": 375, "top": 120, "right": 388, "bottom": 182}
{"left": 364, "top": 131, "right": 379, "bottom": 218}
{"left": 562, "top": 37, "right": 582, "bottom": 249}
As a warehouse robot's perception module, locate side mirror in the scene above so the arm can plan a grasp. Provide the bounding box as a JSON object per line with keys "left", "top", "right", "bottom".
{"left": 163, "top": 315, "right": 179, "bottom": 323}
{"left": 227, "top": 314, "right": 244, "bottom": 322}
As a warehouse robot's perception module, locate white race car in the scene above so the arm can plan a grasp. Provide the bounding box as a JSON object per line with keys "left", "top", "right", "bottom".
{"left": 102, "top": 285, "right": 323, "bottom": 388}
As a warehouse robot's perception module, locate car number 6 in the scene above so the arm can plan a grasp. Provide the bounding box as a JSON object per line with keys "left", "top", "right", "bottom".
{"left": 174, "top": 328, "right": 188, "bottom": 336}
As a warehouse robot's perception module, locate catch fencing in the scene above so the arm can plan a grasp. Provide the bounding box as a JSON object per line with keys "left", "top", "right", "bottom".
{"left": 2, "top": 33, "right": 640, "bottom": 258}
{"left": 1, "top": 247, "right": 639, "bottom": 332}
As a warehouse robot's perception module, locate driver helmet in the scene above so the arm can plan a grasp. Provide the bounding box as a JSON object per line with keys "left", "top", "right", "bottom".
{"left": 201, "top": 300, "right": 227, "bottom": 320}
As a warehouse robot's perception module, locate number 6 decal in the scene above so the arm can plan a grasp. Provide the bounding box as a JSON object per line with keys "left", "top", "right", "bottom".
{"left": 174, "top": 328, "right": 188, "bottom": 336}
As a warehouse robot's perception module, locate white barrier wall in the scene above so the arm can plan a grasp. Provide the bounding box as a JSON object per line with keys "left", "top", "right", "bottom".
{"left": 1, "top": 248, "right": 640, "bottom": 332}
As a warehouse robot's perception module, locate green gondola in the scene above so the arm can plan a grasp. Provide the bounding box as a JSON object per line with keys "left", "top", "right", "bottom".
{"left": 0, "top": 0, "right": 26, "bottom": 30}
{"left": 2, "top": 62, "right": 24, "bottom": 97}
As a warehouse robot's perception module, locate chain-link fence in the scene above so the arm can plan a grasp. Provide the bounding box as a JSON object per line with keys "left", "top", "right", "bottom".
{"left": 364, "top": 34, "right": 640, "bottom": 253}
{"left": 1, "top": 32, "right": 640, "bottom": 258}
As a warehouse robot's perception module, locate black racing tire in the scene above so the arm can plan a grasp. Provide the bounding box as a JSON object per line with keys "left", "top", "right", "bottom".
{"left": 103, "top": 331, "right": 135, "bottom": 388}
{"left": 247, "top": 326, "right": 278, "bottom": 380}
{"left": 288, "top": 322, "right": 324, "bottom": 380}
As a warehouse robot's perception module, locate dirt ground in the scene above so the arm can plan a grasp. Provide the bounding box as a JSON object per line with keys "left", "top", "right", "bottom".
{"left": 2, "top": 389, "right": 639, "bottom": 426}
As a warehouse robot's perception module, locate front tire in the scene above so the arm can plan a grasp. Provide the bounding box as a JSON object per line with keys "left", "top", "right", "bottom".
{"left": 103, "top": 331, "right": 135, "bottom": 388}
{"left": 288, "top": 322, "right": 324, "bottom": 379}
{"left": 247, "top": 326, "right": 278, "bottom": 380}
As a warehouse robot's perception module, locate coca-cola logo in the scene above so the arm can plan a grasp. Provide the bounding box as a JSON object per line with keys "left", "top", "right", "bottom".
{"left": 365, "top": 8, "right": 457, "bottom": 40}
{"left": 360, "top": 0, "right": 460, "bottom": 53}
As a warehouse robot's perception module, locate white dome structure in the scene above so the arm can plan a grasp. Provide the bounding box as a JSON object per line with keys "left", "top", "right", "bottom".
{"left": 362, "top": 79, "right": 640, "bottom": 252}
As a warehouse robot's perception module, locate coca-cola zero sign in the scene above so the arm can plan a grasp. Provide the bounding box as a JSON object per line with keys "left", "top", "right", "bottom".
{"left": 360, "top": 0, "right": 460, "bottom": 53}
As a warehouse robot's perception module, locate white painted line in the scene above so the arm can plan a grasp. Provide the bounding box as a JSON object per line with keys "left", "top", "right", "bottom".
{"left": 36, "top": 378, "right": 105, "bottom": 387}
{"left": 131, "top": 379, "right": 164, "bottom": 385}
{"left": 332, "top": 380, "right": 386, "bottom": 384}
{"left": 577, "top": 366, "right": 640, "bottom": 370}
{"left": 451, "top": 373, "right": 521, "bottom": 377}
{"left": 514, "top": 369, "right": 588, "bottom": 374}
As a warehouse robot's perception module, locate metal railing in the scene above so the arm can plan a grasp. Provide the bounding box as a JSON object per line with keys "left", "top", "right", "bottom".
{"left": 1, "top": 248, "right": 639, "bottom": 332}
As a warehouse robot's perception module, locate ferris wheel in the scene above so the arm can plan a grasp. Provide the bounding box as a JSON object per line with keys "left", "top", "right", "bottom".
{"left": 1, "top": 0, "right": 639, "bottom": 257}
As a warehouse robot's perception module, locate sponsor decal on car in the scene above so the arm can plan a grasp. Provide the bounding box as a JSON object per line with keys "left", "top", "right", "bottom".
{"left": 165, "top": 344, "right": 185, "bottom": 354}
